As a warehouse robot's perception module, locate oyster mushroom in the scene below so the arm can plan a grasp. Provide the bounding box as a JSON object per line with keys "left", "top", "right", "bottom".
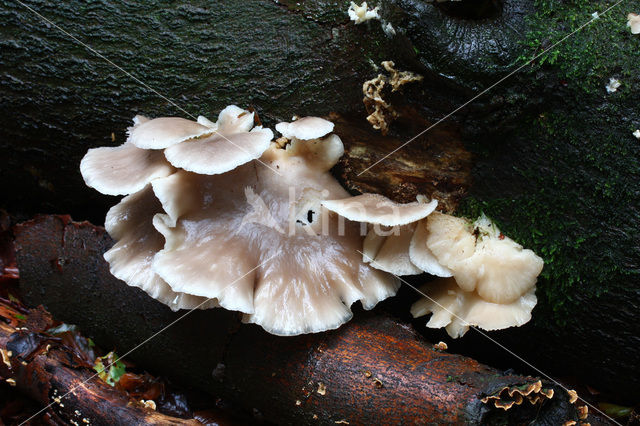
{"left": 82, "top": 109, "right": 399, "bottom": 336}
{"left": 151, "top": 130, "right": 398, "bottom": 335}
{"left": 275, "top": 116, "right": 334, "bottom": 140}
{"left": 410, "top": 212, "right": 543, "bottom": 337}
{"left": 421, "top": 213, "right": 544, "bottom": 304}
{"left": 163, "top": 106, "right": 274, "bottom": 175}
{"left": 411, "top": 277, "right": 537, "bottom": 338}
{"left": 103, "top": 185, "right": 217, "bottom": 310}
{"left": 322, "top": 194, "right": 438, "bottom": 275}
{"left": 79, "top": 116, "right": 175, "bottom": 196}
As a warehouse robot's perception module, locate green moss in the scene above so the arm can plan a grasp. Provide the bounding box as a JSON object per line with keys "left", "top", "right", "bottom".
{"left": 519, "top": 0, "right": 640, "bottom": 96}
{"left": 456, "top": 0, "right": 640, "bottom": 326}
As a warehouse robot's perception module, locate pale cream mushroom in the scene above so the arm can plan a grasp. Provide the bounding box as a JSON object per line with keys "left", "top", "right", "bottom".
{"left": 275, "top": 116, "right": 335, "bottom": 140}
{"left": 323, "top": 194, "right": 438, "bottom": 275}
{"left": 411, "top": 277, "right": 537, "bottom": 338}
{"left": 82, "top": 110, "right": 400, "bottom": 335}
{"left": 322, "top": 193, "right": 438, "bottom": 227}
{"left": 104, "top": 185, "right": 217, "bottom": 310}
{"left": 149, "top": 124, "right": 398, "bottom": 335}
{"left": 163, "top": 106, "right": 273, "bottom": 175}
{"left": 421, "top": 213, "right": 544, "bottom": 304}
{"left": 80, "top": 116, "right": 175, "bottom": 196}
{"left": 128, "top": 116, "right": 213, "bottom": 149}
{"left": 628, "top": 13, "right": 640, "bottom": 34}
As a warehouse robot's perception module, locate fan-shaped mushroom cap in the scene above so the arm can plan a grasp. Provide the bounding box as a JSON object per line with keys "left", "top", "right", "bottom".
{"left": 150, "top": 136, "right": 399, "bottom": 335}
{"left": 80, "top": 142, "right": 175, "bottom": 196}
{"left": 104, "top": 185, "right": 217, "bottom": 310}
{"left": 410, "top": 277, "right": 537, "bottom": 338}
{"left": 423, "top": 212, "right": 476, "bottom": 271}
{"left": 364, "top": 223, "right": 423, "bottom": 275}
{"left": 423, "top": 213, "right": 543, "bottom": 303}
{"left": 163, "top": 127, "right": 273, "bottom": 175}
{"left": 275, "top": 116, "right": 335, "bottom": 140}
{"left": 409, "top": 219, "right": 453, "bottom": 277}
{"left": 163, "top": 105, "right": 273, "bottom": 175}
{"left": 322, "top": 194, "right": 438, "bottom": 227}
{"left": 455, "top": 237, "right": 544, "bottom": 304}
{"left": 128, "top": 117, "right": 213, "bottom": 149}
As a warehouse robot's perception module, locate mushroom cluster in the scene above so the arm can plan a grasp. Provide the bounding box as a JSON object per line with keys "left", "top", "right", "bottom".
{"left": 81, "top": 106, "right": 401, "bottom": 335}
{"left": 81, "top": 105, "right": 543, "bottom": 338}
{"left": 322, "top": 196, "right": 544, "bottom": 338}
{"left": 409, "top": 213, "right": 543, "bottom": 337}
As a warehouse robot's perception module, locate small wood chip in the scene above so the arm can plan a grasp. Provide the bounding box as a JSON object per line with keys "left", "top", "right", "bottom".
{"left": 317, "top": 382, "right": 326, "bottom": 396}
{"left": 1, "top": 349, "right": 11, "bottom": 368}
{"left": 434, "top": 342, "right": 448, "bottom": 351}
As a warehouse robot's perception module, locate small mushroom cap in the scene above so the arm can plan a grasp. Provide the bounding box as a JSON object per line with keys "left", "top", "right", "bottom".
{"left": 322, "top": 194, "right": 438, "bottom": 227}
{"left": 455, "top": 238, "right": 544, "bottom": 304}
{"left": 628, "top": 13, "right": 640, "bottom": 34}
{"left": 216, "top": 105, "right": 256, "bottom": 133}
{"left": 80, "top": 142, "right": 174, "bottom": 196}
{"left": 424, "top": 213, "right": 543, "bottom": 303}
{"left": 424, "top": 212, "right": 476, "bottom": 277}
{"left": 364, "top": 224, "right": 423, "bottom": 275}
{"left": 275, "top": 116, "right": 335, "bottom": 140}
{"left": 104, "top": 185, "right": 216, "bottom": 310}
{"left": 283, "top": 134, "right": 345, "bottom": 171}
{"left": 128, "top": 117, "right": 213, "bottom": 149}
{"left": 409, "top": 219, "right": 453, "bottom": 277}
{"left": 163, "top": 127, "right": 274, "bottom": 175}
{"left": 410, "top": 277, "right": 537, "bottom": 338}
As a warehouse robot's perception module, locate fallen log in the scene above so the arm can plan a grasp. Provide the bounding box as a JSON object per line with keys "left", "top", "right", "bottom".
{"left": 12, "top": 215, "right": 587, "bottom": 425}
{"left": 0, "top": 301, "right": 202, "bottom": 425}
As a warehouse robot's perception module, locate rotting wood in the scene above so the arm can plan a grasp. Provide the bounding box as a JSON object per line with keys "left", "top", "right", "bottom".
{"left": 11, "top": 215, "right": 588, "bottom": 425}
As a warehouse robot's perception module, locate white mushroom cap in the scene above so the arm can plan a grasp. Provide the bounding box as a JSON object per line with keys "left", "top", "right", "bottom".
{"left": 628, "top": 13, "right": 640, "bottom": 34}
{"left": 423, "top": 212, "right": 476, "bottom": 271}
{"left": 216, "top": 105, "right": 257, "bottom": 133}
{"left": 149, "top": 135, "right": 398, "bottom": 335}
{"left": 283, "top": 134, "right": 345, "bottom": 171}
{"left": 424, "top": 213, "right": 543, "bottom": 303}
{"left": 80, "top": 142, "right": 174, "bottom": 196}
{"left": 322, "top": 194, "right": 438, "bottom": 227}
{"left": 410, "top": 277, "right": 537, "bottom": 338}
{"left": 163, "top": 127, "right": 273, "bottom": 175}
{"left": 454, "top": 237, "right": 544, "bottom": 304}
{"left": 104, "top": 185, "right": 217, "bottom": 310}
{"left": 364, "top": 223, "right": 423, "bottom": 275}
{"left": 409, "top": 219, "right": 453, "bottom": 277}
{"left": 127, "top": 117, "right": 213, "bottom": 149}
{"left": 275, "top": 116, "right": 335, "bottom": 140}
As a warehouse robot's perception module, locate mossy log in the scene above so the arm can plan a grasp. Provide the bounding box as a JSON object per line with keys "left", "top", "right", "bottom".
{"left": 11, "top": 215, "right": 587, "bottom": 425}
{"left": 1, "top": 0, "right": 638, "bottom": 405}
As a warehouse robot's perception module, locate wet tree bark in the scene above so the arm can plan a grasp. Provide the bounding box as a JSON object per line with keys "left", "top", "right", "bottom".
{"left": 0, "top": 302, "right": 202, "bottom": 425}
{"left": 10, "top": 215, "right": 587, "bottom": 425}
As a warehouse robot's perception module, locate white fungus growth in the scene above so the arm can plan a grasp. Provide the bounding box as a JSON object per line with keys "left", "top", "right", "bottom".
{"left": 606, "top": 77, "right": 621, "bottom": 93}
{"left": 81, "top": 106, "right": 399, "bottom": 336}
{"left": 82, "top": 104, "right": 544, "bottom": 338}
{"left": 633, "top": 129, "right": 640, "bottom": 139}
{"left": 628, "top": 13, "right": 640, "bottom": 34}
{"left": 409, "top": 213, "right": 544, "bottom": 337}
{"left": 348, "top": 2, "right": 380, "bottom": 24}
